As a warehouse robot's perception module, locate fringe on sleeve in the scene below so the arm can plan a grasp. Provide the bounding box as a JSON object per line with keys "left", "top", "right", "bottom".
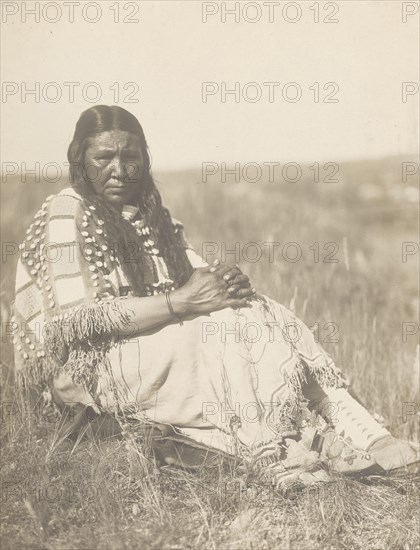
{"left": 44, "top": 299, "right": 134, "bottom": 391}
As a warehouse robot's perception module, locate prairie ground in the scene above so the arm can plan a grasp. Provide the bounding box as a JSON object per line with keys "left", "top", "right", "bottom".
{"left": 1, "top": 156, "right": 419, "bottom": 549}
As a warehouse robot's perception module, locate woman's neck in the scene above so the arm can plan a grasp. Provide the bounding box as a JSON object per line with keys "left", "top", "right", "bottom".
{"left": 121, "top": 204, "right": 140, "bottom": 221}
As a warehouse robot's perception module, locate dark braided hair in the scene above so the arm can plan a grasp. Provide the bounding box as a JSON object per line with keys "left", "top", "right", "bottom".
{"left": 67, "top": 105, "right": 193, "bottom": 295}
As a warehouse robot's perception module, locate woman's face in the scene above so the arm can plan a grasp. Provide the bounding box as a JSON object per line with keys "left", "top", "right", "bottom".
{"left": 84, "top": 130, "right": 145, "bottom": 205}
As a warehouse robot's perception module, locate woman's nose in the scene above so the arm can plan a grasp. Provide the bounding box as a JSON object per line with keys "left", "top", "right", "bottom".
{"left": 110, "top": 157, "right": 124, "bottom": 179}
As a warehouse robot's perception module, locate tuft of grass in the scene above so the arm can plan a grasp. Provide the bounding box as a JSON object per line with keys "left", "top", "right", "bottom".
{"left": 1, "top": 413, "right": 419, "bottom": 549}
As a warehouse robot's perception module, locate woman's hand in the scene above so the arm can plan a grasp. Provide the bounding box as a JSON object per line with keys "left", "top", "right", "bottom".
{"left": 171, "top": 261, "right": 256, "bottom": 316}
{"left": 209, "top": 260, "right": 256, "bottom": 299}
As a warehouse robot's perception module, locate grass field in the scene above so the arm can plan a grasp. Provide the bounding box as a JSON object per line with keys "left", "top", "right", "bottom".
{"left": 1, "top": 156, "right": 419, "bottom": 549}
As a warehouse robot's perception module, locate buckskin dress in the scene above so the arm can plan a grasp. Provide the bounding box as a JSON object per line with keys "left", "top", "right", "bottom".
{"left": 12, "top": 187, "right": 345, "bottom": 463}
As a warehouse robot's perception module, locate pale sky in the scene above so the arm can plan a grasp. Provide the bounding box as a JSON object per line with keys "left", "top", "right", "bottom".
{"left": 1, "top": 0, "right": 419, "bottom": 171}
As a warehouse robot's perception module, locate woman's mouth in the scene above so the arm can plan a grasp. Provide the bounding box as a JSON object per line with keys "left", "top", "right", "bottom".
{"left": 108, "top": 177, "right": 123, "bottom": 186}
{"left": 105, "top": 178, "right": 138, "bottom": 203}
{"left": 107, "top": 178, "right": 128, "bottom": 192}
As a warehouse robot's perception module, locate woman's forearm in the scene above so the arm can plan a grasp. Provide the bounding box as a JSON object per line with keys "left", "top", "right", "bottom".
{"left": 114, "top": 288, "right": 191, "bottom": 337}
{"left": 110, "top": 263, "right": 254, "bottom": 339}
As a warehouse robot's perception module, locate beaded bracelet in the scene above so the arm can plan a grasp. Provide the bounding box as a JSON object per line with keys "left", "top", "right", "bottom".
{"left": 165, "top": 291, "right": 183, "bottom": 326}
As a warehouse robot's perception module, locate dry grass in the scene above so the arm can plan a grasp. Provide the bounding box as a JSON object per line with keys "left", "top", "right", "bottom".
{"left": 1, "top": 156, "right": 419, "bottom": 549}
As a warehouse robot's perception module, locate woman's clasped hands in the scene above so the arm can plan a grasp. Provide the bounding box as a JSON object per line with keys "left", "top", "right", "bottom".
{"left": 174, "top": 259, "right": 257, "bottom": 316}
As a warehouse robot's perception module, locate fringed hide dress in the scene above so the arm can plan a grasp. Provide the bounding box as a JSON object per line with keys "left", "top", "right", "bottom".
{"left": 12, "top": 188, "right": 345, "bottom": 463}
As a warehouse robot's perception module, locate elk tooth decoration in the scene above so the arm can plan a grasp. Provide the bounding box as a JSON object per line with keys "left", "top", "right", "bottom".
{"left": 12, "top": 192, "right": 186, "bottom": 386}
{"left": 117, "top": 206, "right": 178, "bottom": 293}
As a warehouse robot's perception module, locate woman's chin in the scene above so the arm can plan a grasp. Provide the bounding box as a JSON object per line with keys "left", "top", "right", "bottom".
{"left": 104, "top": 192, "right": 129, "bottom": 205}
{"left": 102, "top": 188, "right": 138, "bottom": 206}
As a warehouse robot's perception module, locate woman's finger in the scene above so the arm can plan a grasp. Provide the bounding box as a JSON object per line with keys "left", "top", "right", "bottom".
{"left": 209, "top": 259, "right": 220, "bottom": 273}
{"left": 227, "top": 285, "right": 255, "bottom": 297}
{"left": 215, "top": 264, "right": 240, "bottom": 278}
{"left": 222, "top": 267, "right": 242, "bottom": 281}
{"left": 227, "top": 274, "right": 249, "bottom": 286}
{"left": 237, "top": 287, "right": 256, "bottom": 298}
{"left": 210, "top": 263, "right": 229, "bottom": 274}
{"left": 209, "top": 262, "right": 245, "bottom": 279}
{"left": 226, "top": 284, "right": 243, "bottom": 294}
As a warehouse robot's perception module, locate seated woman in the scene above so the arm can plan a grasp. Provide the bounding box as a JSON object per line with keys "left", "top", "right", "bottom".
{"left": 12, "top": 105, "right": 418, "bottom": 487}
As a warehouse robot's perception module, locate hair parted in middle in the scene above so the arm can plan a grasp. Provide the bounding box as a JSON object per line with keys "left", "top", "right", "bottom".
{"left": 67, "top": 105, "right": 193, "bottom": 295}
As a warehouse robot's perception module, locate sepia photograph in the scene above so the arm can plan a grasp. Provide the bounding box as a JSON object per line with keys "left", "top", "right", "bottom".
{"left": 1, "top": 1, "right": 419, "bottom": 549}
